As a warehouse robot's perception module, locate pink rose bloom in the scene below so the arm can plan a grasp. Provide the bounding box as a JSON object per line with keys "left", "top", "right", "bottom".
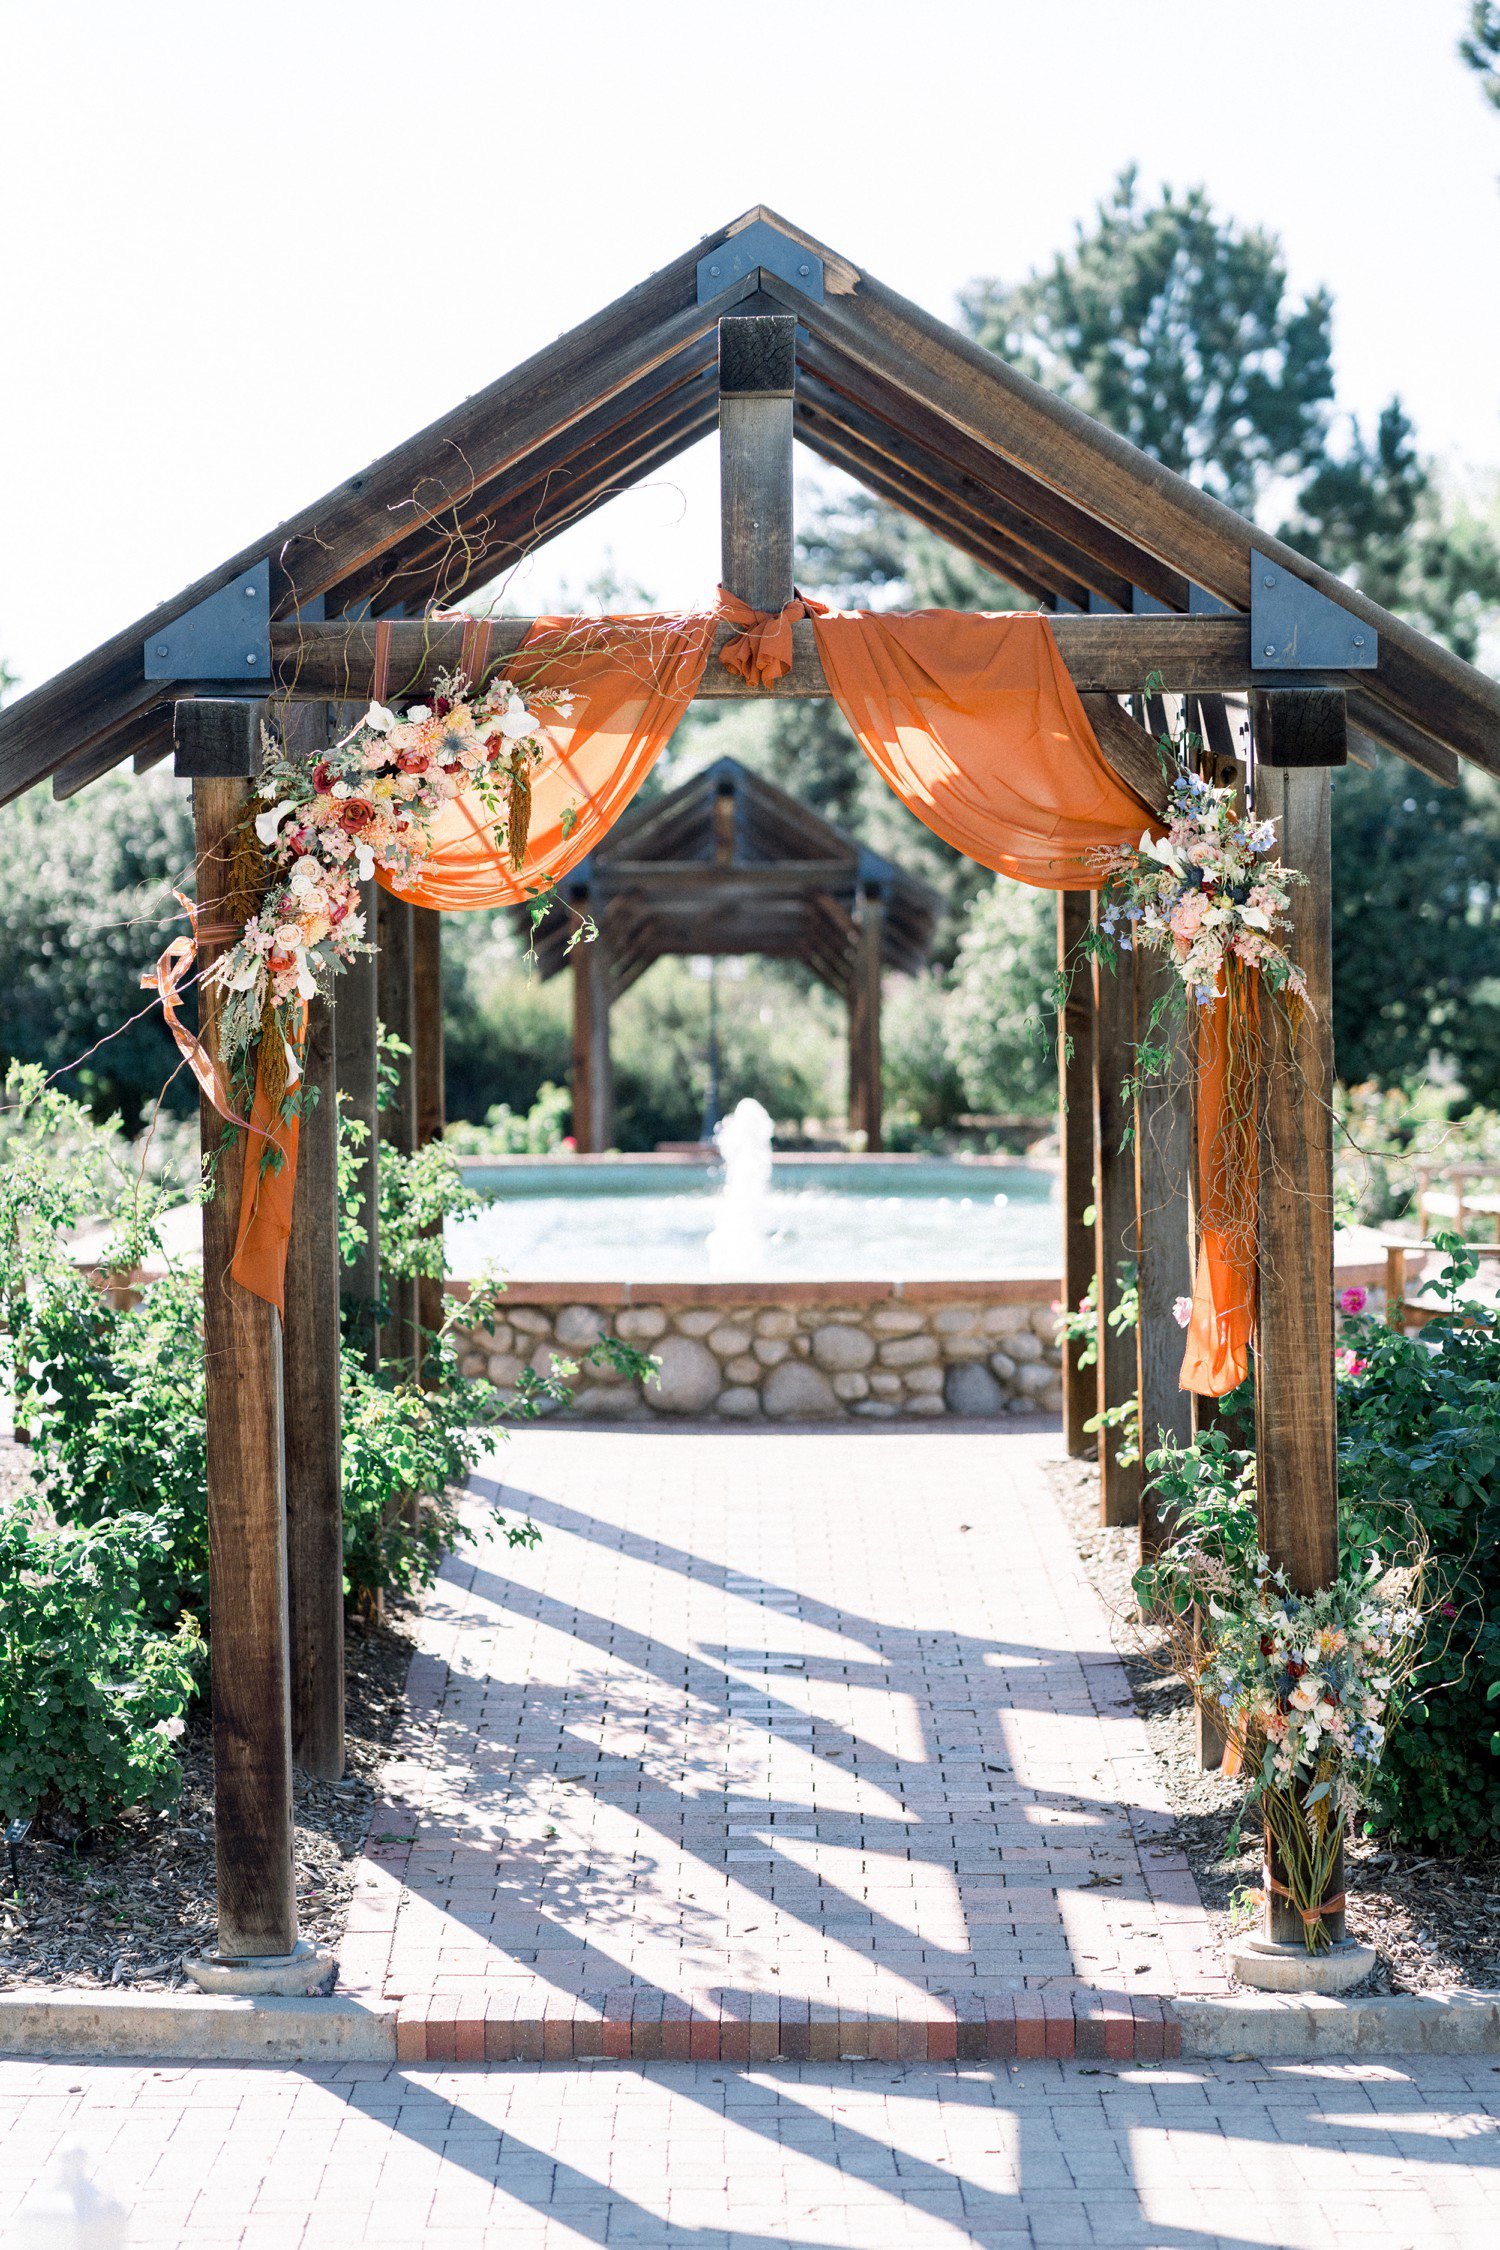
{"left": 1172, "top": 1294, "right": 1193, "bottom": 1329}
{"left": 1169, "top": 891, "right": 1207, "bottom": 946}
{"left": 1340, "top": 1285, "right": 1367, "bottom": 1315}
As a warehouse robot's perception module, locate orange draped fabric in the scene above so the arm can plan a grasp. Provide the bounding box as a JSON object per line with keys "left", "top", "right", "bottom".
{"left": 1178, "top": 977, "right": 1260, "bottom": 1398}
{"left": 811, "top": 609, "right": 1153, "bottom": 887}
{"left": 230, "top": 1028, "right": 304, "bottom": 1306}
{"left": 383, "top": 611, "right": 720, "bottom": 911}
{"left": 214, "top": 596, "right": 1250, "bottom": 1394}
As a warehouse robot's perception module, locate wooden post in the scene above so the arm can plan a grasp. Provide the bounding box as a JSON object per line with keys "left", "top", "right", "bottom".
{"left": 177, "top": 700, "right": 298, "bottom": 1962}
{"left": 412, "top": 905, "right": 446, "bottom": 1372}
{"left": 375, "top": 887, "right": 417, "bottom": 1373}
{"left": 283, "top": 988, "right": 344, "bottom": 1780}
{"left": 275, "top": 704, "right": 344, "bottom": 1783}
{"left": 847, "top": 889, "right": 885, "bottom": 1152}
{"left": 719, "top": 312, "right": 796, "bottom": 612}
{"left": 334, "top": 874, "right": 380, "bottom": 1373}
{"left": 1251, "top": 687, "right": 1345, "bottom": 1944}
{"left": 1092, "top": 908, "right": 1141, "bottom": 1526}
{"left": 1058, "top": 892, "right": 1096, "bottom": 1457}
{"left": 1133, "top": 942, "right": 1194, "bottom": 1556}
{"left": 570, "top": 918, "right": 614, "bottom": 1152}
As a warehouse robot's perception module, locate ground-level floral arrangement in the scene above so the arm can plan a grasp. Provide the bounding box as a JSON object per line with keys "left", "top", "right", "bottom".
{"left": 206, "top": 666, "right": 575, "bottom": 1097}
{"left": 1137, "top": 1533, "right": 1427, "bottom": 1950}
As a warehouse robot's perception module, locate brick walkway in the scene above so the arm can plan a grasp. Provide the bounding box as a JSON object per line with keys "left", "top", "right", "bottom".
{"left": 340, "top": 1425, "right": 1225, "bottom": 2060}
{"left": 3, "top": 2055, "right": 1498, "bottom": 2245}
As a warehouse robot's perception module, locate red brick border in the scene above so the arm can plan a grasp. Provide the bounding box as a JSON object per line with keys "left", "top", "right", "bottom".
{"left": 400, "top": 1992, "right": 1182, "bottom": 2065}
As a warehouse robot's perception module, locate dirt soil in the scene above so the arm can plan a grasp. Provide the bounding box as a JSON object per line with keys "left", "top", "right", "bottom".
{"left": 1049, "top": 1453, "right": 1500, "bottom": 1996}
{"left": 0, "top": 1612, "right": 414, "bottom": 1992}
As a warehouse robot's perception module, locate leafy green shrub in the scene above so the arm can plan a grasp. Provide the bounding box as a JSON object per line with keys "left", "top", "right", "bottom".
{"left": 1335, "top": 1246, "right": 1500, "bottom": 1850}
{"left": 1141, "top": 1244, "right": 1500, "bottom": 1852}
{"left": 0, "top": 1501, "right": 200, "bottom": 1829}
{"left": 445, "top": 1083, "right": 571, "bottom": 1157}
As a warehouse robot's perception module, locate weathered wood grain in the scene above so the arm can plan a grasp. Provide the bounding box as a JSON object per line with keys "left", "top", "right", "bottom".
{"left": 1092, "top": 917, "right": 1142, "bottom": 1527}
{"left": 188, "top": 731, "right": 298, "bottom": 1961}
{"left": 1252, "top": 695, "right": 1339, "bottom": 1596}
{"left": 1058, "top": 892, "right": 1096, "bottom": 1458}
{"left": 1132, "top": 944, "right": 1194, "bottom": 1558}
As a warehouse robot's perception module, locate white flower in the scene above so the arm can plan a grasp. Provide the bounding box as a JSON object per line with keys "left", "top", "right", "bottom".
{"left": 365, "top": 702, "right": 397, "bottom": 733}
{"left": 153, "top": 1716, "right": 186, "bottom": 1741}
{"left": 355, "top": 844, "right": 375, "bottom": 881}
{"left": 406, "top": 704, "right": 431, "bottom": 723}
{"left": 254, "top": 799, "right": 295, "bottom": 846}
{"left": 295, "top": 959, "right": 316, "bottom": 1000}
{"left": 273, "top": 923, "right": 302, "bottom": 952}
{"left": 497, "top": 697, "right": 535, "bottom": 741}
{"left": 1239, "top": 904, "right": 1272, "bottom": 932}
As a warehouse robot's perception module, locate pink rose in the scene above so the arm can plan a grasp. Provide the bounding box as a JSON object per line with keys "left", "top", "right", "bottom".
{"left": 1340, "top": 1286, "right": 1367, "bottom": 1316}
{"left": 1172, "top": 1295, "right": 1193, "bottom": 1329}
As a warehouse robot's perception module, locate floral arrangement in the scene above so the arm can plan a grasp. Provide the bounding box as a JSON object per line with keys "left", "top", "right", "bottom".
{"left": 1090, "top": 767, "right": 1306, "bottom": 1010}
{"left": 1139, "top": 1524, "right": 1426, "bottom": 1950}
{"left": 206, "top": 667, "right": 574, "bottom": 1094}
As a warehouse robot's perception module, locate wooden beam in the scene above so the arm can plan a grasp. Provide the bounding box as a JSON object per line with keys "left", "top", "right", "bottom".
{"left": 265, "top": 611, "right": 1353, "bottom": 703}
{"left": 719, "top": 313, "right": 796, "bottom": 612}
{"left": 796, "top": 341, "right": 1183, "bottom": 608}
{"left": 334, "top": 871, "right": 381, "bottom": 1373}
{"left": 847, "top": 891, "right": 885, "bottom": 1152}
{"left": 375, "top": 888, "right": 417, "bottom": 1374}
{"left": 1092, "top": 916, "right": 1141, "bottom": 1527}
{"left": 181, "top": 703, "right": 298, "bottom": 1962}
{"left": 1058, "top": 893, "right": 1096, "bottom": 1458}
{"left": 1133, "top": 944, "right": 1194, "bottom": 1557}
{"left": 571, "top": 923, "right": 614, "bottom": 1152}
{"left": 773, "top": 259, "right": 1500, "bottom": 779}
{"left": 1251, "top": 693, "right": 1340, "bottom": 1595}
{"left": 412, "top": 905, "right": 446, "bottom": 1370}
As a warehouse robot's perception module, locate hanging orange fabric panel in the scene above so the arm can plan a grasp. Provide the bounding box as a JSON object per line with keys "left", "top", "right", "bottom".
{"left": 380, "top": 612, "right": 717, "bottom": 913}
{"left": 1178, "top": 972, "right": 1260, "bottom": 1398}
{"left": 811, "top": 609, "right": 1156, "bottom": 886}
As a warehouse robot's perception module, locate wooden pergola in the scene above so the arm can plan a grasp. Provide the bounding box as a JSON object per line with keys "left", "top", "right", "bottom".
{"left": 4, "top": 207, "right": 1500, "bottom": 1970}
{"left": 526, "top": 753, "right": 938, "bottom": 1152}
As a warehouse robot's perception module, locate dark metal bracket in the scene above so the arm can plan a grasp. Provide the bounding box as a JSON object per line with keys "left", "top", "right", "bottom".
{"left": 145, "top": 560, "right": 272, "bottom": 682}
{"left": 698, "top": 221, "right": 824, "bottom": 306}
{"left": 1250, "top": 551, "right": 1376, "bottom": 671}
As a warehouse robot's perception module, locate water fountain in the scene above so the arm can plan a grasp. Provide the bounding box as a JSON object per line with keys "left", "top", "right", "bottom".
{"left": 705, "top": 1097, "right": 775, "bottom": 1277}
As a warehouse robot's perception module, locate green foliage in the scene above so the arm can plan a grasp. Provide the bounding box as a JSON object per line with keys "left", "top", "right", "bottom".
{"left": 0, "top": 772, "right": 195, "bottom": 1132}
{"left": 1329, "top": 760, "right": 1500, "bottom": 1104}
{"left": 964, "top": 168, "right": 1335, "bottom": 513}
{"left": 880, "top": 977, "right": 967, "bottom": 1147}
{"left": 944, "top": 882, "right": 1057, "bottom": 1116}
{"left": 1335, "top": 1080, "right": 1500, "bottom": 1230}
{"left": 1462, "top": 2, "right": 1500, "bottom": 110}
{"left": 1335, "top": 1245, "right": 1500, "bottom": 1850}
{"left": 378, "top": 1138, "right": 480, "bottom": 1282}
{"left": 1140, "top": 1247, "right": 1500, "bottom": 1853}
{"left": 0, "top": 1502, "right": 200, "bottom": 1829}
{"left": 444, "top": 1082, "right": 571, "bottom": 1158}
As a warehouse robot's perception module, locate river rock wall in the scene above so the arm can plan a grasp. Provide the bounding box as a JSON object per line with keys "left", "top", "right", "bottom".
{"left": 455, "top": 1284, "right": 1065, "bottom": 1421}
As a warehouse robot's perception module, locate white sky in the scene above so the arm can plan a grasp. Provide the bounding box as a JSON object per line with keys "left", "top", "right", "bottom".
{"left": 3, "top": 0, "right": 1498, "bottom": 698}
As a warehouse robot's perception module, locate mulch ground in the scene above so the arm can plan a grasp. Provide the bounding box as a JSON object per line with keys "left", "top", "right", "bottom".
{"left": 0, "top": 1613, "right": 416, "bottom": 1992}
{"left": 1048, "top": 1453, "right": 1500, "bottom": 1996}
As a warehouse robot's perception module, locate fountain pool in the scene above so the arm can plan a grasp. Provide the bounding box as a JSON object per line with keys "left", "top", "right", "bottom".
{"left": 447, "top": 1130, "right": 1058, "bottom": 1284}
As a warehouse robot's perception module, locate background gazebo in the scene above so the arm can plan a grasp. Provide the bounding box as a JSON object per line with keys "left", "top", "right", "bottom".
{"left": 523, "top": 754, "right": 939, "bottom": 1151}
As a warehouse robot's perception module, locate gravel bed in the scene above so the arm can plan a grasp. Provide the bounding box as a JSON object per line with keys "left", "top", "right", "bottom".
{"left": 0, "top": 1612, "right": 415, "bottom": 1991}
{"left": 1049, "top": 1452, "right": 1500, "bottom": 1996}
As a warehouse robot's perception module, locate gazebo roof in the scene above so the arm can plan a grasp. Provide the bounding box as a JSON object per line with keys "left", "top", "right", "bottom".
{"left": 524, "top": 753, "right": 940, "bottom": 996}
{"left": 3, "top": 204, "right": 1496, "bottom": 803}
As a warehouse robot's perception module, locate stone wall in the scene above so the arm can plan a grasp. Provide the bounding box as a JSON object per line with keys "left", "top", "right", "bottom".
{"left": 455, "top": 1282, "right": 1064, "bottom": 1421}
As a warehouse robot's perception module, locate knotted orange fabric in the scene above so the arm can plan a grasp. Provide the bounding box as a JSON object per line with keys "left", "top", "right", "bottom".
{"left": 717, "top": 585, "right": 828, "bottom": 686}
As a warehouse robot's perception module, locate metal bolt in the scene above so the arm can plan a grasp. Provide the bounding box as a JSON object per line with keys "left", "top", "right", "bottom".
{"left": 1352, "top": 635, "right": 1365, "bottom": 649}
{"left": 246, "top": 652, "right": 257, "bottom": 666}
{"left": 244, "top": 583, "right": 257, "bottom": 599}
{"left": 154, "top": 644, "right": 169, "bottom": 659}
{"left": 708, "top": 263, "right": 720, "bottom": 277}
{"left": 1263, "top": 643, "right": 1277, "bottom": 658}
{"left": 799, "top": 263, "right": 810, "bottom": 276}
{"left": 1263, "top": 573, "right": 1276, "bottom": 588}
